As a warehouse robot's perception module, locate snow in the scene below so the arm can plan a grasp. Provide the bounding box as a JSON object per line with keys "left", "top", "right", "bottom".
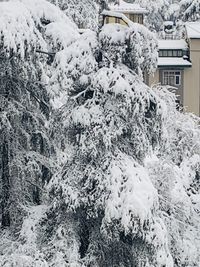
{"left": 109, "top": 0, "right": 148, "bottom": 14}
{"left": 0, "top": 0, "right": 200, "bottom": 266}
{"left": 168, "top": 3, "right": 180, "bottom": 17}
{"left": 181, "top": 0, "right": 200, "bottom": 22}
{"left": 100, "top": 22, "right": 158, "bottom": 74}
{"left": 158, "top": 39, "right": 188, "bottom": 50}
{"left": 45, "top": 21, "right": 79, "bottom": 49}
{"left": 144, "top": 151, "right": 200, "bottom": 266}
{"left": 0, "top": 0, "right": 79, "bottom": 57}
{"left": 0, "top": 1, "right": 46, "bottom": 57}
{"left": 78, "top": 28, "right": 90, "bottom": 34}
{"left": 20, "top": 205, "right": 47, "bottom": 246}
{"left": 0, "top": 205, "right": 48, "bottom": 267}
{"left": 49, "top": 30, "right": 97, "bottom": 109}
{"left": 53, "top": 0, "right": 98, "bottom": 30}
{"left": 163, "top": 21, "right": 174, "bottom": 26}
{"left": 104, "top": 153, "right": 158, "bottom": 233}
{"left": 158, "top": 57, "right": 192, "bottom": 67}
{"left": 19, "top": 0, "right": 76, "bottom": 29}
{"left": 20, "top": 0, "right": 79, "bottom": 49}
{"left": 72, "top": 105, "right": 103, "bottom": 127}
{"left": 186, "top": 22, "right": 200, "bottom": 39}
{"left": 100, "top": 22, "right": 128, "bottom": 43}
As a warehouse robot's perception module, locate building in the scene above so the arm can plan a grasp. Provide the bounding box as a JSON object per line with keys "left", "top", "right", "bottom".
{"left": 184, "top": 22, "right": 200, "bottom": 115}
{"left": 149, "top": 39, "right": 192, "bottom": 107}
{"left": 150, "top": 23, "right": 200, "bottom": 116}
{"left": 103, "top": 0, "right": 148, "bottom": 26}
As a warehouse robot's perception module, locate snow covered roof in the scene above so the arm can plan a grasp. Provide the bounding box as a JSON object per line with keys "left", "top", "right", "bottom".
{"left": 158, "top": 39, "right": 188, "bottom": 50}
{"left": 109, "top": 0, "right": 148, "bottom": 14}
{"left": 158, "top": 57, "right": 192, "bottom": 67}
{"left": 186, "top": 22, "right": 200, "bottom": 39}
{"left": 102, "top": 10, "right": 134, "bottom": 27}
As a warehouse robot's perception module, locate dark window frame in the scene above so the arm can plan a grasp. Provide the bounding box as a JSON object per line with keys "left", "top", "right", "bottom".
{"left": 115, "top": 17, "right": 121, "bottom": 24}
{"left": 129, "top": 14, "right": 135, "bottom": 22}
{"left": 162, "top": 70, "right": 181, "bottom": 86}
{"left": 159, "top": 49, "right": 183, "bottom": 58}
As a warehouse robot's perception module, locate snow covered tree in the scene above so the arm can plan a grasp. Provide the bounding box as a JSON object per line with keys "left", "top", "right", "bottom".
{"left": 0, "top": 0, "right": 76, "bottom": 235}
{"left": 133, "top": 0, "right": 181, "bottom": 33}
{"left": 133, "top": 0, "right": 199, "bottom": 35}
{"left": 0, "top": 0, "right": 49, "bottom": 231}
{"left": 45, "top": 20, "right": 174, "bottom": 266}
{"left": 145, "top": 86, "right": 200, "bottom": 266}
{"left": 0, "top": 1, "right": 199, "bottom": 267}
{"left": 49, "top": 0, "right": 99, "bottom": 30}
{"left": 0, "top": 0, "right": 79, "bottom": 264}
{"left": 180, "top": 0, "right": 200, "bottom": 21}
{"left": 46, "top": 12, "right": 200, "bottom": 267}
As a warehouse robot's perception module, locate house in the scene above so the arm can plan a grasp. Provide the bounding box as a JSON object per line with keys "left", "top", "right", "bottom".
{"left": 149, "top": 22, "right": 200, "bottom": 116}
{"left": 184, "top": 22, "right": 200, "bottom": 116}
{"left": 103, "top": 0, "right": 148, "bottom": 26}
{"left": 149, "top": 39, "right": 192, "bottom": 107}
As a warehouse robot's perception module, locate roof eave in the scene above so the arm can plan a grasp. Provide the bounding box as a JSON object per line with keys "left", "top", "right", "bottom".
{"left": 188, "top": 37, "right": 200, "bottom": 39}
{"left": 158, "top": 65, "right": 192, "bottom": 68}
{"left": 110, "top": 9, "right": 148, "bottom": 14}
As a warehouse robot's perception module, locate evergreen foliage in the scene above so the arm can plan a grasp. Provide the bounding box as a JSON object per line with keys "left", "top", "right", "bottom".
{"left": 0, "top": 0, "right": 199, "bottom": 266}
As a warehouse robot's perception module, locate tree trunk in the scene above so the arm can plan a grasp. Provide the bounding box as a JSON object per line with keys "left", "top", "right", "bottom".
{"left": 1, "top": 139, "right": 10, "bottom": 227}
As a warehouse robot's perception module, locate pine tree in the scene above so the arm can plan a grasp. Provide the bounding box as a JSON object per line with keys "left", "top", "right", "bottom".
{"left": 49, "top": 0, "right": 99, "bottom": 29}
{"left": 47, "top": 21, "right": 173, "bottom": 267}
{"left": 0, "top": 1, "right": 199, "bottom": 266}
{"left": 180, "top": 0, "right": 200, "bottom": 21}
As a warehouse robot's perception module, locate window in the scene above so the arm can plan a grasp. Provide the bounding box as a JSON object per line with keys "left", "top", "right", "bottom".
{"left": 138, "top": 15, "right": 143, "bottom": 24}
{"left": 172, "top": 50, "right": 177, "bottom": 57}
{"left": 163, "top": 71, "right": 181, "bottom": 86}
{"left": 129, "top": 14, "right": 135, "bottom": 22}
{"left": 105, "top": 17, "right": 109, "bottom": 24}
{"left": 163, "top": 50, "right": 168, "bottom": 57}
{"left": 168, "top": 50, "right": 173, "bottom": 57}
{"left": 115, "top": 17, "right": 121, "bottom": 24}
{"left": 177, "top": 50, "right": 182, "bottom": 57}
{"left": 159, "top": 50, "right": 183, "bottom": 57}
{"left": 129, "top": 14, "right": 143, "bottom": 24}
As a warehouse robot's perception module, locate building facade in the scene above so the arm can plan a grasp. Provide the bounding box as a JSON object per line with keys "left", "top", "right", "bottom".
{"left": 149, "top": 23, "right": 200, "bottom": 116}
{"left": 184, "top": 23, "right": 200, "bottom": 115}
{"left": 149, "top": 39, "right": 192, "bottom": 107}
